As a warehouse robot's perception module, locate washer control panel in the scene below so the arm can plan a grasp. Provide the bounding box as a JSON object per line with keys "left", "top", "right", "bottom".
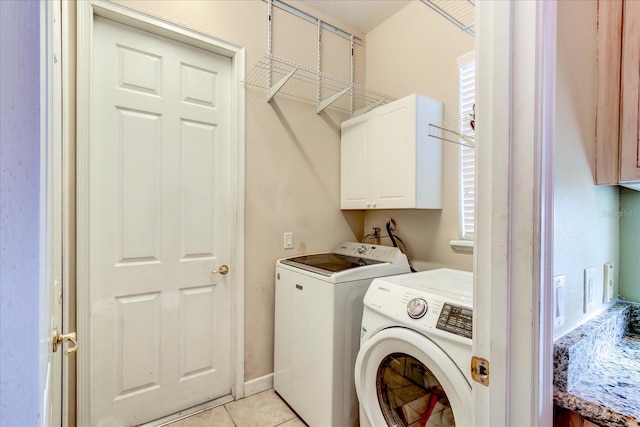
{"left": 407, "top": 298, "right": 428, "bottom": 319}
{"left": 436, "top": 303, "right": 473, "bottom": 339}
{"left": 332, "top": 242, "right": 402, "bottom": 262}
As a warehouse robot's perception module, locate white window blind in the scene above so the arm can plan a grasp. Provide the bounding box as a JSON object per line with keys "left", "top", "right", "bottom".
{"left": 458, "top": 52, "right": 475, "bottom": 240}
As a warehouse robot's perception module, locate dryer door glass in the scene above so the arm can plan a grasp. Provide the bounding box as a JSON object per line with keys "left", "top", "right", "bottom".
{"left": 376, "top": 352, "right": 455, "bottom": 426}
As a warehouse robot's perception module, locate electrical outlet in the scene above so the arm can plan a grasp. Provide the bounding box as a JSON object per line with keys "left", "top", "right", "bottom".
{"left": 554, "top": 275, "right": 565, "bottom": 328}
{"left": 284, "top": 232, "right": 293, "bottom": 249}
{"left": 604, "top": 263, "right": 614, "bottom": 303}
{"left": 584, "top": 268, "right": 595, "bottom": 313}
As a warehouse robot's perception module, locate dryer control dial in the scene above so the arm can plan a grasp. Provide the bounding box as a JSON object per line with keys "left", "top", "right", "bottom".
{"left": 357, "top": 245, "right": 367, "bottom": 254}
{"left": 407, "top": 298, "right": 428, "bottom": 319}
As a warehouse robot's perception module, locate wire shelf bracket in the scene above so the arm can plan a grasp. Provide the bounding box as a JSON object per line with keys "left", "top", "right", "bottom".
{"left": 268, "top": 68, "right": 296, "bottom": 101}
{"left": 244, "top": 54, "right": 395, "bottom": 116}
{"left": 428, "top": 115, "right": 475, "bottom": 148}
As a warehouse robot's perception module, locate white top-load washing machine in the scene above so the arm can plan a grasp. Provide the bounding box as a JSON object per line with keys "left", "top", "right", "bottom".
{"left": 355, "top": 268, "right": 473, "bottom": 427}
{"left": 274, "top": 241, "right": 411, "bottom": 427}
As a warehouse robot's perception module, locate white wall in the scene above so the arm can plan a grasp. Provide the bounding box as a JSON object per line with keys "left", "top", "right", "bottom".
{"left": 363, "top": 1, "right": 475, "bottom": 272}
{"left": 0, "top": 0, "right": 43, "bottom": 424}
{"left": 553, "top": 0, "right": 619, "bottom": 339}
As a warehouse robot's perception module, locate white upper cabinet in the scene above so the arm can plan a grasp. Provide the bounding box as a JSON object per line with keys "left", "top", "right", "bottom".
{"left": 340, "top": 94, "right": 443, "bottom": 210}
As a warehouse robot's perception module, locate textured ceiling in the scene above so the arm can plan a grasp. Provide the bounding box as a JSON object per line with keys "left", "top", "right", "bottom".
{"left": 298, "top": 0, "right": 412, "bottom": 33}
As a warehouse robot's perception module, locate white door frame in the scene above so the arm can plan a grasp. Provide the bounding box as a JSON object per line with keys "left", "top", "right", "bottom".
{"left": 474, "top": 1, "right": 556, "bottom": 426}
{"left": 76, "top": 1, "right": 246, "bottom": 424}
{"left": 61, "top": 1, "right": 75, "bottom": 423}
{"left": 41, "top": 0, "right": 64, "bottom": 424}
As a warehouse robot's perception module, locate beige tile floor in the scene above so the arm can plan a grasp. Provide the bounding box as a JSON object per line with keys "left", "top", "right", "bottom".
{"left": 167, "top": 389, "right": 307, "bottom": 427}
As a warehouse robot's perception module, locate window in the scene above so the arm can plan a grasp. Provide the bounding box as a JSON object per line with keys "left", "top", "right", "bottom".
{"left": 458, "top": 52, "right": 475, "bottom": 241}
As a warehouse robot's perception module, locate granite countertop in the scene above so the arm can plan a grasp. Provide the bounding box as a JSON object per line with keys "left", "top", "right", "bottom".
{"left": 554, "top": 301, "right": 640, "bottom": 427}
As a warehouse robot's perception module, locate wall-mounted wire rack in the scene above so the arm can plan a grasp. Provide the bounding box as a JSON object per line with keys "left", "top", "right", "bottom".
{"left": 429, "top": 115, "right": 475, "bottom": 148}
{"left": 243, "top": 54, "right": 396, "bottom": 116}
{"left": 419, "top": 0, "right": 475, "bottom": 37}
{"left": 244, "top": 0, "right": 396, "bottom": 117}
{"left": 246, "top": 0, "right": 474, "bottom": 116}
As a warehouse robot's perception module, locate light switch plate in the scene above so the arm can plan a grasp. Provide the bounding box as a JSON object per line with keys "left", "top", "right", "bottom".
{"left": 554, "top": 275, "right": 565, "bottom": 328}
{"left": 584, "top": 268, "right": 595, "bottom": 313}
{"left": 283, "top": 232, "right": 293, "bottom": 249}
{"left": 603, "top": 263, "right": 614, "bottom": 303}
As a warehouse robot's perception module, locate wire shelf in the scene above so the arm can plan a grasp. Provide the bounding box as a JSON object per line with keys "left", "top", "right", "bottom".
{"left": 429, "top": 115, "right": 475, "bottom": 148}
{"left": 420, "top": 0, "right": 475, "bottom": 37}
{"left": 243, "top": 54, "right": 396, "bottom": 116}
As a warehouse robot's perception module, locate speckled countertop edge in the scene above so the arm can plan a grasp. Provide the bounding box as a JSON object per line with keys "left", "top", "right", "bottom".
{"left": 553, "top": 301, "right": 640, "bottom": 427}
{"left": 554, "top": 303, "right": 629, "bottom": 391}
{"left": 554, "top": 388, "right": 640, "bottom": 427}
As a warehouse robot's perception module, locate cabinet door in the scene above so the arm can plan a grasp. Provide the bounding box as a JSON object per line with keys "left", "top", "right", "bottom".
{"left": 374, "top": 99, "right": 415, "bottom": 208}
{"left": 595, "top": 0, "right": 623, "bottom": 185}
{"left": 341, "top": 116, "right": 370, "bottom": 209}
{"left": 620, "top": 0, "right": 640, "bottom": 182}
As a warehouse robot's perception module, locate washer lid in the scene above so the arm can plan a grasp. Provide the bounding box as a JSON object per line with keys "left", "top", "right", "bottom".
{"left": 355, "top": 328, "right": 472, "bottom": 427}
{"left": 278, "top": 242, "right": 407, "bottom": 277}
{"left": 279, "top": 253, "right": 383, "bottom": 277}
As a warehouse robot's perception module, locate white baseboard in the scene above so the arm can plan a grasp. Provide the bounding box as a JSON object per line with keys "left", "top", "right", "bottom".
{"left": 243, "top": 373, "right": 274, "bottom": 398}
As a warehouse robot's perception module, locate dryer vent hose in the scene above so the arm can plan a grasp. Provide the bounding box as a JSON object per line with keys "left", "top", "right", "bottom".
{"left": 385, "top": 218, "right": 417, "bottom": 273}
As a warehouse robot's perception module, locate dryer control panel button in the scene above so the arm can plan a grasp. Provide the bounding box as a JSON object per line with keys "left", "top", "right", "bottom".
{"left": 436, "top": 303, "right": 473, "bottom": 339}
{"left": 407, "top": 298, "right": 428, "bottom": 319}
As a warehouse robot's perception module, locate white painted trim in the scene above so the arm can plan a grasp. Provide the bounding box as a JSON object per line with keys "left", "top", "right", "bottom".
{"left": 41, "top": 0, "right": 67, "bottom": 425}
{"left": 457, "top": 50, "right": 475, "bottom": 68}
{"left": 449, "top": 239, "right": 474, "bottom": 253}
{"left": 60, "top": 2, "right": 75, "bottom": 426}
{"left": 76, "top": 3, "right": 91, "bottom": 424}
{"left": 232, "top": 46, "right": 247, "bottom": 401}
{"left": 536, "top": 1, "right": 556, "bottom": 425}
{"left": 243, "top": 374, "right": 274, "bottom": 398}
{"left": 473, "top": 1, "right": 555, "bottom": 426}
{"left": 40, "top": 1, "right": 54, "bottom": 425}
{"left": 473, "top": 1, "right": 512, "bottom": 424}
{"left": 76, "top": 2, "right": 246, "bottom": 423}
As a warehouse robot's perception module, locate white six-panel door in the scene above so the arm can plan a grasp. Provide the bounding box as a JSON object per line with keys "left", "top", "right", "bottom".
{"left": 89, "top": 16, "right": 232, "bottom": 425}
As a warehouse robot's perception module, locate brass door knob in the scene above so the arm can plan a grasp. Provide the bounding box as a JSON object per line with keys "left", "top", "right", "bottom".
{"left": 213, "top": 265, "right": 229, "bottom": 275}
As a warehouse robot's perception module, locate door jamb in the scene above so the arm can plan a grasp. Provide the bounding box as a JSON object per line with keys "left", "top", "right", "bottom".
{"left": 41, "top": 0, "right": 64, "bottom": 424}
{"left": 76, "top": 2, "right": 246, "bottom": 424}
{"left": 473, "top": 1, "right": 555, "bottom": 426}
{"left": 61, "top": 1, "right": 76, "bottom": 425}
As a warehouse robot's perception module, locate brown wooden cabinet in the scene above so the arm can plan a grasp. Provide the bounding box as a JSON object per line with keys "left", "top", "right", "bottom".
{"left": 596, "top": 0, "right": 640, "bottom": 186}
{"left": 554, "top": 406, "right": 603, "bottom": 427}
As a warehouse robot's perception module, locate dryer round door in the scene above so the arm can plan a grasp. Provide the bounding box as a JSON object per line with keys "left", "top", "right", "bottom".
{"left": 355, "top": 328, "right": 472, "bottom": 427}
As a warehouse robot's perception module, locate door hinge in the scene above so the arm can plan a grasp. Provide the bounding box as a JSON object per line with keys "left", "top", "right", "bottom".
{"left": 52, "top": 328, "right": 78, "bottom": 356}
{"left": 471, "top": 355, "right": 489, "bottom": 386}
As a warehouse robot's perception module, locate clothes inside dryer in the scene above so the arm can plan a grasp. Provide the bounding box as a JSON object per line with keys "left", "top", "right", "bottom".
{"left": 377, "top": 352, "right": 455, "bottom": 427}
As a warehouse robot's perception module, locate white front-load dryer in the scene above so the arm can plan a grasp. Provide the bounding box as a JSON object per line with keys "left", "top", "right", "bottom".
{"left": 355, "top": 268, "right": 473, "bottom": 427}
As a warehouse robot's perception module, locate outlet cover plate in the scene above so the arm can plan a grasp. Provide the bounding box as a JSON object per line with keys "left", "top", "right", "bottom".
{"left": 554, "top": 275, "right": 565, "bottom": 328}
{"left": 584, "top": 267, "right": 595, "bottom": 313}
{"left": 284, "top": 232, "right": 293, "bottom": 249}
{"left": 604, "top": 263, "right": 614, "bottom": 303}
